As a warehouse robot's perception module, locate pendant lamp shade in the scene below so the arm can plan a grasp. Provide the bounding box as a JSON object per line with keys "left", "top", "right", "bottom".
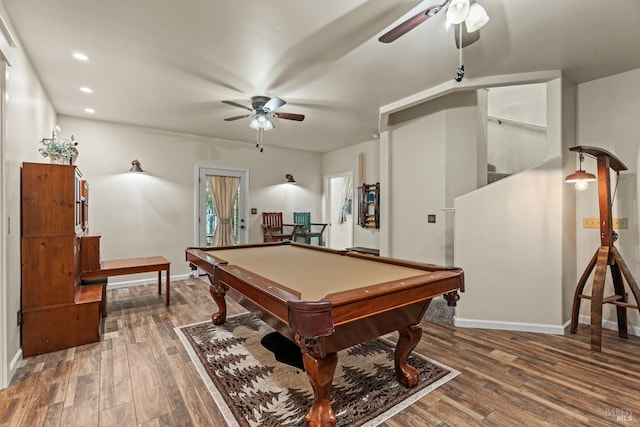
{"left": 565, "top": 169, "right": 597, "bottom": 191}
{"left": 465, "top": 3, "right": 490, "bottom": 32}
{"left": 447, "top": 0, "right": 470, "bottom": 25}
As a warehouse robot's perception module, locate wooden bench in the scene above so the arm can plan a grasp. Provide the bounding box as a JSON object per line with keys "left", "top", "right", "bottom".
{"left": 81, "top": 256, "right": 171, "bottom": 316}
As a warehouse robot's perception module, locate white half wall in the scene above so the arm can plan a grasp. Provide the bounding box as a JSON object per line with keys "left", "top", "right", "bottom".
{"left": 454, "top": 159, "right": 565, "bottom": 329}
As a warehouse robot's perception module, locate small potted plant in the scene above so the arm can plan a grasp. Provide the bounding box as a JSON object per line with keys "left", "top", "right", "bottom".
{"left": 38, "top": 128, "right": 79, "bottom": 164}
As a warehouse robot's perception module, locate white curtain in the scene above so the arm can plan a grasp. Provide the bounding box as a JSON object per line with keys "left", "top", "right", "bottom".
{"left": 207, "top": 175, "right": 240, "bottom": 247}
{"left": 338, "top": 176, "right": 353, "bottom": 224}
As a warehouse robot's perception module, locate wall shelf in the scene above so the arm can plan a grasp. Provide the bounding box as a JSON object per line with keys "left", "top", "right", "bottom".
{"left": 358, "top": 183, "right": 380, "bottom": 229}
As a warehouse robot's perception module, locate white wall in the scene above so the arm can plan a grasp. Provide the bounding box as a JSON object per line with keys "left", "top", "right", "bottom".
{"left": 57, "top": 116, "right": 323, "bottom": 282}
{"left": 389, "top": 107, "right": 446, "bottom": 264}
{"left": 487, "top": 83, "right": 548, "bottom": 174}
{"left": 576, "top": 68, "right": 640, "bottom": 334}
{"left": 322, "top": 139, "right": 379, "bottom": 249}
{"left": 387, "top": 91, "right": 481, "bottom": 265}
{"left": 1, "top": 3, "right": 57, "bottom": 387}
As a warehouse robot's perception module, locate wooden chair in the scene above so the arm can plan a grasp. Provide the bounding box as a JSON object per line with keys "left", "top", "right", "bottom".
{"left": 292, "top": 212, "right": 328, "bottom": 246}
{"left": 261, "top": 212, "right": 293, "bottom": 242}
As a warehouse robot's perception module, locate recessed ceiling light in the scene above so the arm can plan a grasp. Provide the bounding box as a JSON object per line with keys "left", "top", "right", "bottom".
{"left": 84, "top": 108, "right": 95, "bottom": 114}
{"left": 80, "top": 87, "right": 93, "bottom": 93}
{"left": 72, "top": 52, "right": 89, "bottom": 61}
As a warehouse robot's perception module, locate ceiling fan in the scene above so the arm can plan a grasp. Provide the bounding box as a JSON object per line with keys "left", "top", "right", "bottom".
{"left": 378, "top": 0, "right": 489, "bottom": 48}
{"left": 223, "top": 96, "right": 304, "bottom": 152}
{"left": 223, "top": 96, "right": 305, "bottom": 129}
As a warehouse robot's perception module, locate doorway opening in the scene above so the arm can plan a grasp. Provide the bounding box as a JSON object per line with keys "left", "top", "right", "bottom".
{"left": 325, "top": 173, "right": 354, "bottom": 250}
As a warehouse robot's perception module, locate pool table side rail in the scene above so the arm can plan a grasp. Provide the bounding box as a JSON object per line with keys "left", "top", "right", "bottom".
{"left": 326, "top": 272, "right": 463, "bottom": 326}
{"left": 345, "top": 251, "right": 465, "bottom": 292}
{"left": 186, "top": 247, "right": 304, "bottom": 339}
{"left": 186, "top": 242, "right": 286, "bottom": 267}
{"left": 215, "top": 264, "right": 462, "bottom": 340}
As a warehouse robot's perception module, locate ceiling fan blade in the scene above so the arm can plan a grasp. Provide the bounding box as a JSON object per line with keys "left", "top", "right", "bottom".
{"left": 263, "top": 97, "right": 286, "bottom": 113}
{"left": 224, "top": 114, "right": 251, "bottom": 121}
{"left": 378, "top": 2, "right": 447, "bottom": 43}
{"left": 273, "top": 112, "right": 305, "bottom": 122}
{"left": 222, "top": 100, "right": 253, "bottom": 111}
{"left": 454, "top": 24, "right": 480, "bottom": 49}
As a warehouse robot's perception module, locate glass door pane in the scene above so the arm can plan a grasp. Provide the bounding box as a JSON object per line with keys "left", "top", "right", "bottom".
{"left": 198, "top": 167, "right": 248, "bottom": 246}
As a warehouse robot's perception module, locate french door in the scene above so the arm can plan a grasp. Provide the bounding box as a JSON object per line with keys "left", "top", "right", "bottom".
{"left": 197, "top": 167, "right": 248, "bottom": 246}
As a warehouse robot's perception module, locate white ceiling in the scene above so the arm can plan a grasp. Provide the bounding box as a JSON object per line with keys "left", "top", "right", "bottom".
{"left": 4, "top": 0, "right": 640, "bottom": 153}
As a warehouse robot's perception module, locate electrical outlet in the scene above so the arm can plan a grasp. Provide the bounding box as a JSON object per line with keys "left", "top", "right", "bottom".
{"left": 613, "top": 218, "right": 628, "bottom": 229}
{"left": 582, "top": 217, "right": 599, "bottom": 228}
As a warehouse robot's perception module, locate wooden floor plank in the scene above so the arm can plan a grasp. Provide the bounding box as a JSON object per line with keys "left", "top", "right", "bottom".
{"left": 2, "top": 278, "right": 640, "bottom": 426}
{"left": 98, "top": 401, "right": 137, "bottom": 427}
{"left": 126, "top": 341, "right": 169, "bottom": 424}
{"left": 59, "top": 371, "right": 100, "bottom": 427}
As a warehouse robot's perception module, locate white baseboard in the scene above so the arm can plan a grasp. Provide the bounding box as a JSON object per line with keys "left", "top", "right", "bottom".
{"left": 106, "top": 273, "right": 191, "bottom": 290}
{"left": 577, "top": 314, "right": 640, "bottom": 337}
{"left": 8, "top": 348, "right": 22, "bottom": 385}
{"left": 454, "top": 317, "right": 567, "bottom": 335}
{"left": 455, "top": 315, "right": 640, "bottom": 337}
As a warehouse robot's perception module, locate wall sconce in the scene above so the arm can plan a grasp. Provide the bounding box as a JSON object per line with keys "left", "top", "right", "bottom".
{"left": 565, "top": 149, "right": 596, "bottom": 190}
{"left": 128, "top": 159, "right": 145, "bottom": 173}
{"left": 285, "top": 173, "right": 296, "bottom": 184}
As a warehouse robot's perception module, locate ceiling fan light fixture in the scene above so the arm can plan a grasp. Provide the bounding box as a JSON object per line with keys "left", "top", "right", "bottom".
{"left": 249, "top": 114, "right": 274, "bottom": 130}
{"left": 262, "top": 118, "right": 274, "bottom": 130}
{"left": 465, "top": 3, "right": 489, "bottom": 33}
{"left": 446, "top": 0, "right": 470, "bottom": 25}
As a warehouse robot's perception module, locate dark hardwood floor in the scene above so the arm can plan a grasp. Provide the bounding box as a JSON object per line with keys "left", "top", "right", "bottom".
{"left": 1, "top": 278, "right": 639, "bottom": 426}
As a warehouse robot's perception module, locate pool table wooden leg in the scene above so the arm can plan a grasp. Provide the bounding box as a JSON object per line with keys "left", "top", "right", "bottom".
{"left": 302, "top": 351, "right": 338, "bottom": 427}
{"left": 206, "top": 272, "right": 228, "bottom": 325}
{"left": 395, "top": 324, "right": 422, "bottom": 388}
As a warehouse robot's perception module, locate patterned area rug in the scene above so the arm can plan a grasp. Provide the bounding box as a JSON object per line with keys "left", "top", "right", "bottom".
{"left": 176, "top": 313, "right": 459, "bottom": 427}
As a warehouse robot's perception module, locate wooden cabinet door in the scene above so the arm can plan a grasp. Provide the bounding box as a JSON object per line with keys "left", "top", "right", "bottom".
{"left": 21, "top": 235, "right": 76, "bottom": 309}
{"left": 21, "top": 163, "right": 77, "bottom": 235}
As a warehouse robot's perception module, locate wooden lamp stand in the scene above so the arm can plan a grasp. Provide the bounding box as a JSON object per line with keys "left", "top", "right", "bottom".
{"left": 569, "top": 146, "right": 640, "bottom": 351}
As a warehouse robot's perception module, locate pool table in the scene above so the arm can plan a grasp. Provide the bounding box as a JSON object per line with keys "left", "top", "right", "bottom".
{"left": 185, "top": 241, "right": 464, "bottom": 426}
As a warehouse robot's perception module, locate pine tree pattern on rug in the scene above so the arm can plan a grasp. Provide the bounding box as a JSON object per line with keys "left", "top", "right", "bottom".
{"left": 178, "top": 314, "right": 458, "bottom": 426}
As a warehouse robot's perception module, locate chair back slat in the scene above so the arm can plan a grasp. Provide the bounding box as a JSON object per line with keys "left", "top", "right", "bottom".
{"left": 263, "top": 212, "right": 283, "bottom": 230}
{"left": 293, "top": 212, "right": 311, "bottom": 231}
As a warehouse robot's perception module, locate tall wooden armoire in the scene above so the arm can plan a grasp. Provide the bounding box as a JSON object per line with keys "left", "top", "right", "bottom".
{"left": 21, "top": 162, "right": 103, "bottom": 357}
